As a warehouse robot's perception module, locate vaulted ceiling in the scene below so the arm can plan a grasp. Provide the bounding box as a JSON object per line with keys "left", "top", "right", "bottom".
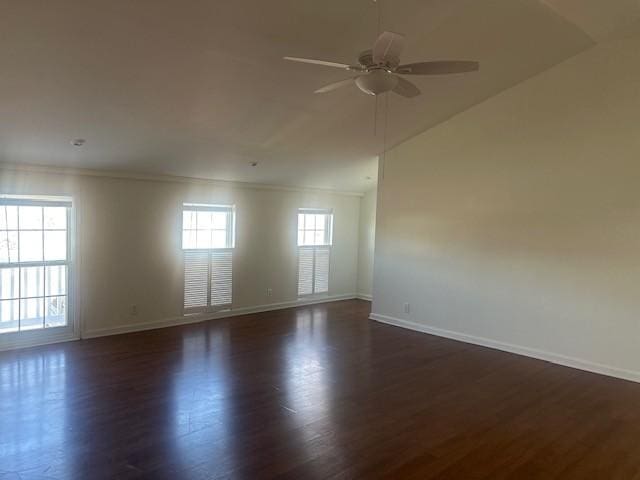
{"left": 1, "top": 1, "right": 635, "bottom": 192}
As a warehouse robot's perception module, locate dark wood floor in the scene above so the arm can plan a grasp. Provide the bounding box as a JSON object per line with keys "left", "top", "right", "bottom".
{"left": 2, "top": 300, "right": 640, "bottom": 479}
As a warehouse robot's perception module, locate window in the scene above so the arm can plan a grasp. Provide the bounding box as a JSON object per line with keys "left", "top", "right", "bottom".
{"left": 0, "top": 196, "right": 72, "bottom": 335}
{"left": 297, "top": 209, "right": 332, "bottom": 296}
{"left": 182, "top": 204, "right": 234, "bottom": 313}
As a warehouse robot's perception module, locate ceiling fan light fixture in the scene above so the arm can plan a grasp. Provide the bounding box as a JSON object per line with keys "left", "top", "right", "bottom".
{"left": 355, "top": 70, "right": 398, "bottom": 96}
{"left": 284, "top": 30, "right": 479, "bottom": 98}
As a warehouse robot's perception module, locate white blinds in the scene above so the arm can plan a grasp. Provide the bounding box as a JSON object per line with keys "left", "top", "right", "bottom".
{"left": 297, "top": 247, "right": 314, "bottom": 296}
{"left": 210, "top": 250, "right": 232, "bottom": 306}
{"left": 182, "top": 203, "right": 234, "bottom": 313}
{"left": 296, "top": 208, "right": 332, "bottom": 297}
{"left": 183, "top": 251, "right": 209, "bottom": 310}
{"left": 297, "top": 246, "right": 330, "bottom": 297}
{"left": 183, "top": 249, "right": 233, "bottom": 312}
{"left": 314, "top": 246, "right": 330, "bottom": 294}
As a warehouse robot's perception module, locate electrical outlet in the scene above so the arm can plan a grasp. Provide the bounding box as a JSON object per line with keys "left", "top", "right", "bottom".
{"left": 267, "top": 288, "right": 273, "bottom": 297}
{"left": 130, "top": 305, "right": 138, "bottom": 316}
{"left": 403, "top": 303, "right": 410, "bottom": 314}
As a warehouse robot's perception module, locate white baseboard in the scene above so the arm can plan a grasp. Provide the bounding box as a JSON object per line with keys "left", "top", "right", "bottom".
{"left": 356, "top": 293, "right": 372, "bottom": 301}
{"left": 369, "top": 312, "right": 640, "bottom": 384}
{"left": 82, "top": 294, "right": 358, "bottom": 339}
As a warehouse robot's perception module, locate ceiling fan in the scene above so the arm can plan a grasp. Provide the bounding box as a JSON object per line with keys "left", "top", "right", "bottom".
{"left": 284, "top": 31, "right": 479, "bottom": 98}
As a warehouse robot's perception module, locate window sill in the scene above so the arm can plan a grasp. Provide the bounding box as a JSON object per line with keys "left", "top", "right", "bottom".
{"left": 0, "top": 327, "right": 78, "bottom": 352}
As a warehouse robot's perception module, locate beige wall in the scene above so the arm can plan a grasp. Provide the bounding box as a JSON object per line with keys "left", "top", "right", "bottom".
{"left": 357, "top": 188, "right": 376, "bottom": 299}
{"left": 0, "top": 169, "right": 360, "bottom": 337}
{"left": 372, "top": 33, "right": 640, "bottom": 380}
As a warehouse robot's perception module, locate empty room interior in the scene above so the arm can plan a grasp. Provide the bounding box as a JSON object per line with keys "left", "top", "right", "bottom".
{"left": 3, "top": 0, "right": 640, "bottom": 478}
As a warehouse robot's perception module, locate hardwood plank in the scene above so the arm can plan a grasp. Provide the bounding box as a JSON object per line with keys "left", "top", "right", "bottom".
{"left": 1, "top": 299, "right": 640, "bottom": 479}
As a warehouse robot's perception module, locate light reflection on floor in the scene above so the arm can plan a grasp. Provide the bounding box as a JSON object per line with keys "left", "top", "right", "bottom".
{"left": 0, "top": 301, "right": 372, "bottom": 479}
{"left": 281, "top": 309, "right": 353, "bottom": 475}
{"left": 170, "top": 329, "right": 237, "bottom": 475}
{"left": 0, "top": 350, "right": 71, "bottom": 479}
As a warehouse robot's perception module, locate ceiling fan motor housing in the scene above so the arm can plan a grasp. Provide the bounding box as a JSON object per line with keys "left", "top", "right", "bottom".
{"left": 358, "top": 50, "right": 375, "bottom": 68}
{"left": 356, "top": 70, "right": 399, "bottom": 95}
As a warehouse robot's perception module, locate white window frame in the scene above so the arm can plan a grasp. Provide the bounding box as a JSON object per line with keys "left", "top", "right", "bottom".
{"left": 181, "top": 203, "right": 235, "bottom": 314}
{"left": 0, "top": 195, "right": 76, "bottom": 350}
{"left": 297, "top": 208, "right": 333, "bottom": 247}
{"left": 297, "top": 208, "right": 333, "bottom": 297}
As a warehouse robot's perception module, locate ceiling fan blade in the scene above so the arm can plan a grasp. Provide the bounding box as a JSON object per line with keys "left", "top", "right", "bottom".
{"left": 314, "top": 78, "right": 355, "bottom": 94}
{"left": 396, "top": 61, "right": 479, "bottom": 75}
{"left": 372, "top": 31, "right": 405, "bottom": 66}
{"left": 284, "top": 56, "right": 362, "bottom": 71}
{"left": 393, "top": 76, "right": 421, "bottom": 98}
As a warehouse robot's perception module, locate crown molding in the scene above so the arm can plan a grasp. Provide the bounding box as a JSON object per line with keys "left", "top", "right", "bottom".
{"left": 0, "top": 162, "right": 365, "bottom": 197}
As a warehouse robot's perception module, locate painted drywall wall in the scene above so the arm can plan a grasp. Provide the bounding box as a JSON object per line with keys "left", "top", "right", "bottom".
{"left": 372, "top": 33, "right": 640, "bottom": 380}
{"left": 357, "top": 188, "right": 376, "bottom": 299}
{"left": 0, "top": 169, "right": 360, "bottom": 338}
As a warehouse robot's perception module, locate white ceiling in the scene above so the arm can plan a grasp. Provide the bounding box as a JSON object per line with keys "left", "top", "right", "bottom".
{"left": 0, "top": 0, "right": 617, "bottom": 192}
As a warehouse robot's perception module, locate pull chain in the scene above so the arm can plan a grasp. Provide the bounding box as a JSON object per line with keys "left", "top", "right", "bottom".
{"left": 374, "top": 94, "right": 378, "bottom": 136}
{"left": 373, "top": 0, "right": 387, "bottom": 179}
{"left": 373, "top": 0, "right": 382, "bottom": 137}
{"left": 381, "top": 92, "right": 389, "bottom": 181}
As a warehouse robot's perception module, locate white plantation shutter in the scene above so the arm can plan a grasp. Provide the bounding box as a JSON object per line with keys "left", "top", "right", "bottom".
{"left": 314, "top": 246, "right": 330, "bottom": 294}
{"left": 297, "top": 247, "right": 314, "bottom": 296}
{"left": 210, "top": 250, "right": 232, "bottom": 306}
{"left": 184, "top": 251, "right": 209, "bottom": 310}
{"left": 182, "top": 204, "right": 234, "bottom": 313}
{"left": 296, "top": 208, "right": 333, "bottom": 297}
{"left": 297, "top": 245, "right": 331, "bottom": 297}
